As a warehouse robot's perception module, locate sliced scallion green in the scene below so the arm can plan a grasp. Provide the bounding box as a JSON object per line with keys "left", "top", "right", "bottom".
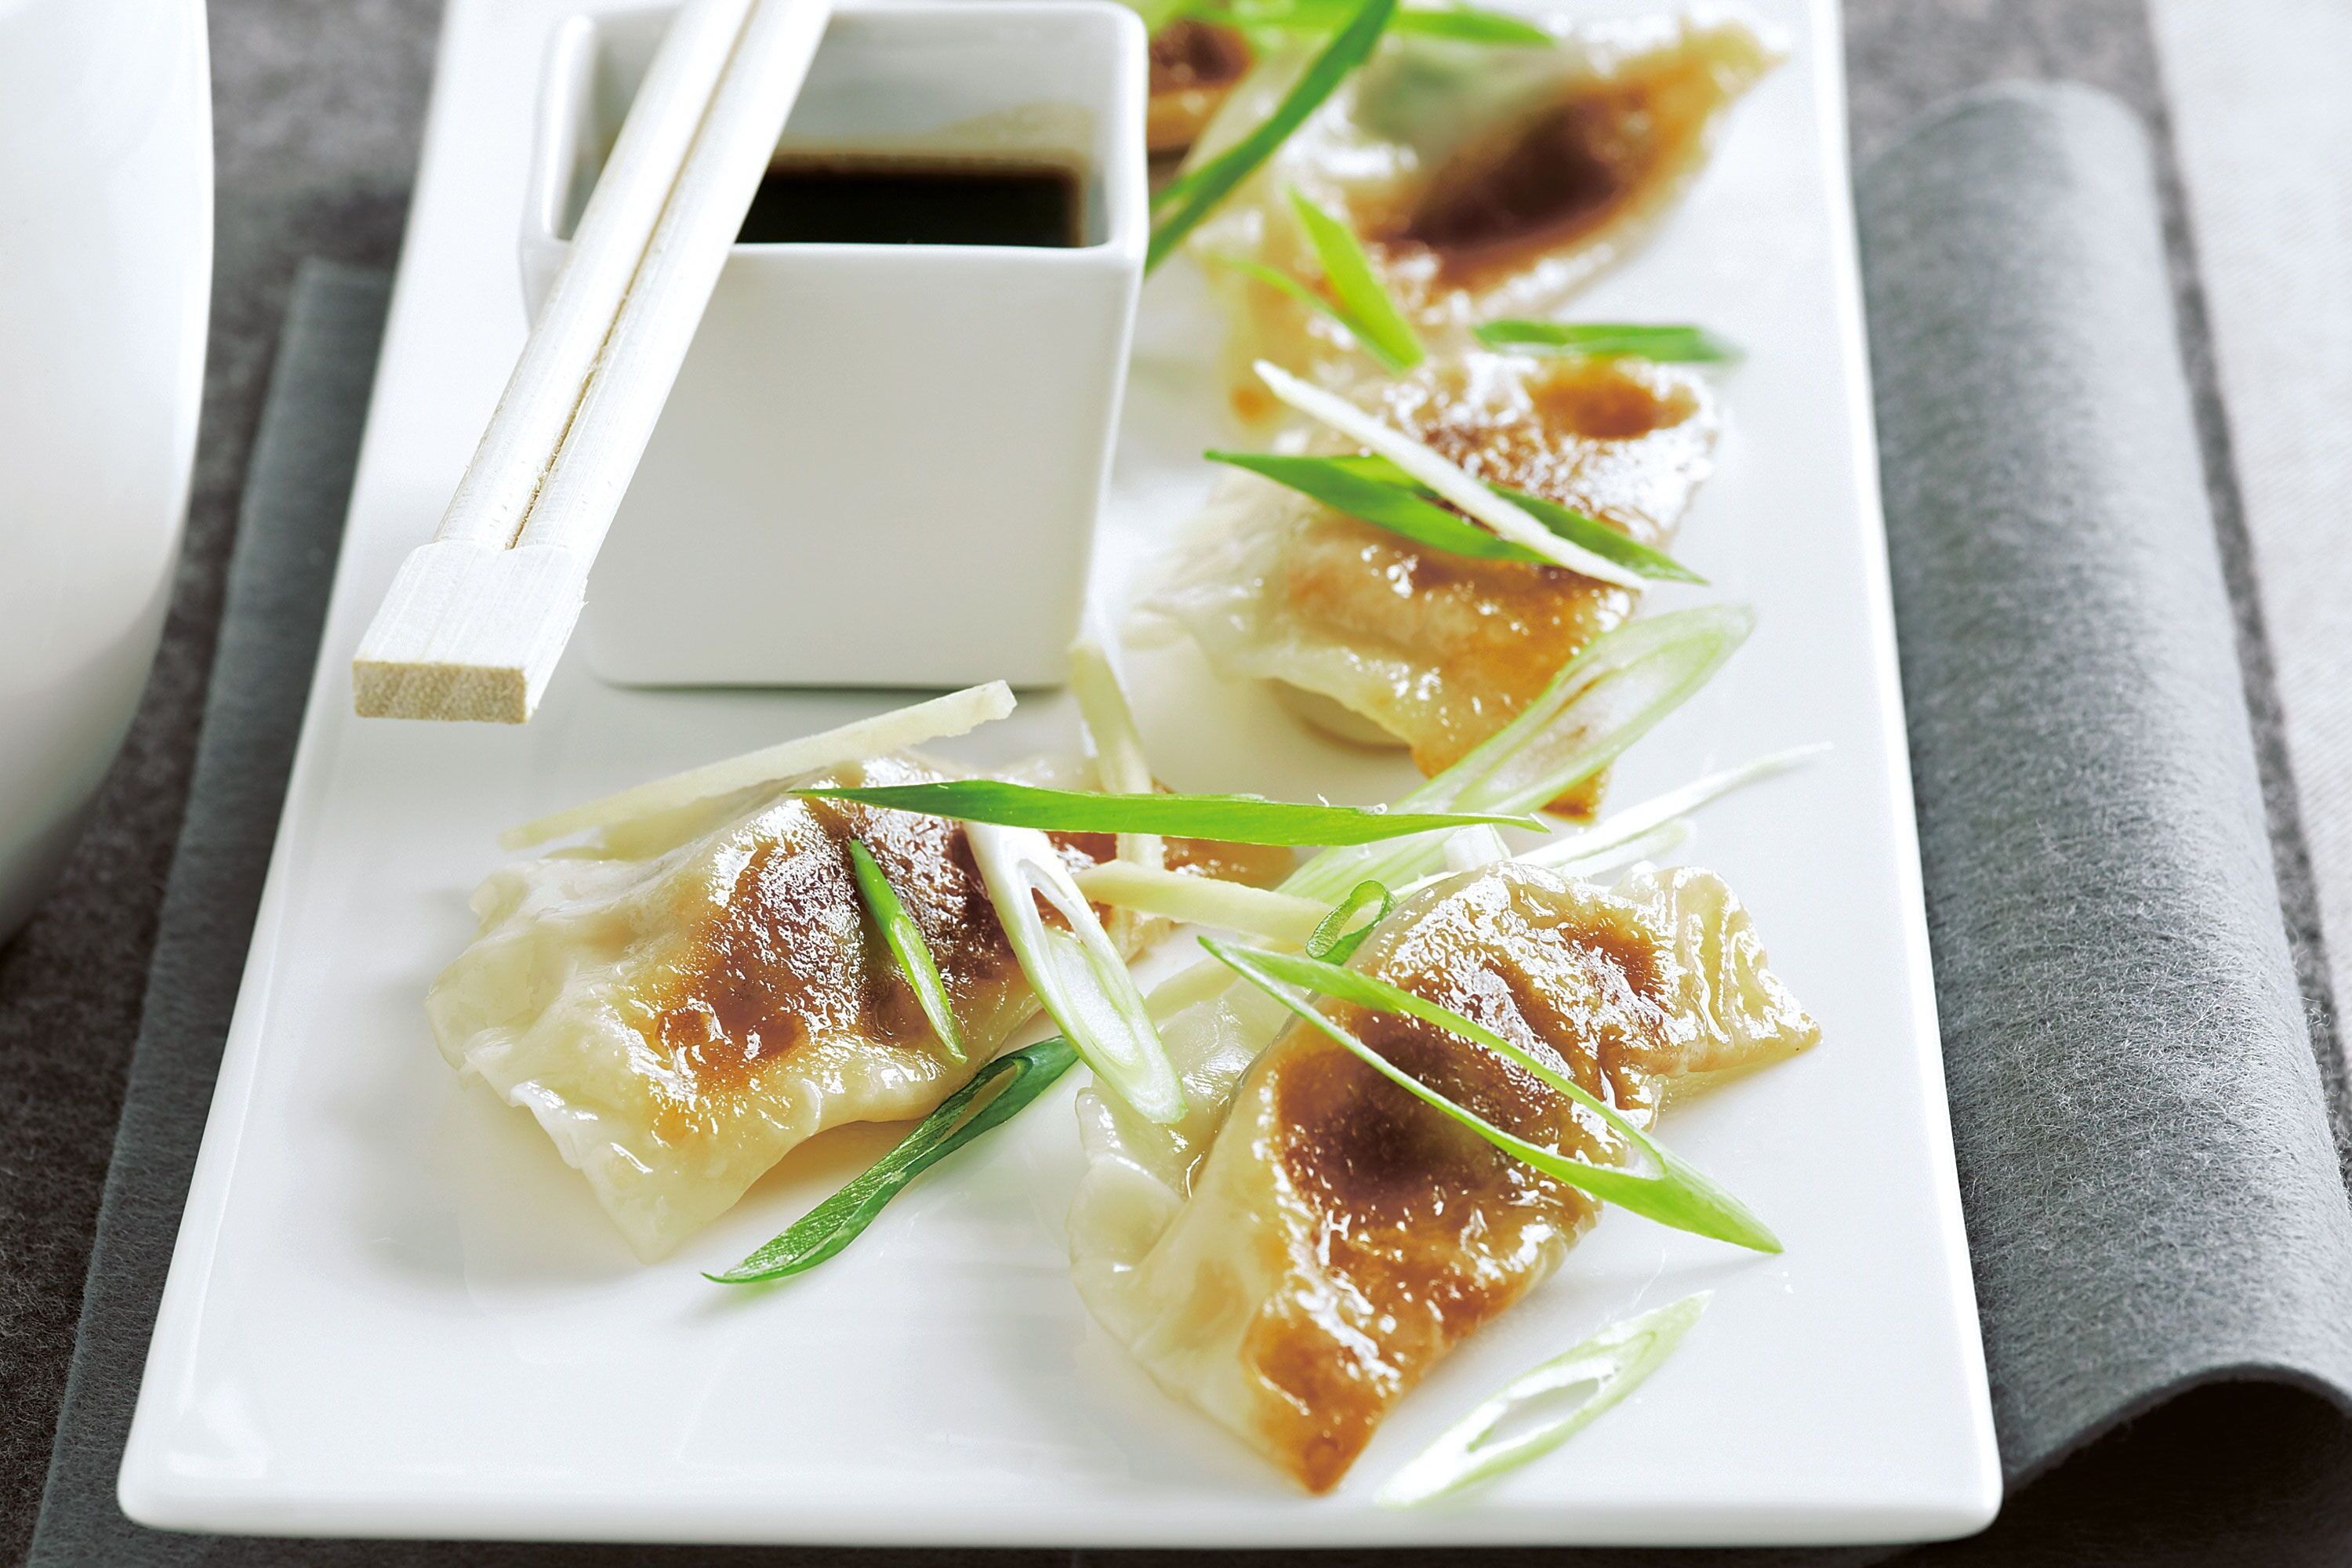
{"left": 1502, "top": 487, "right": 1707, "bottom": 585}
{"left": 797, "top": 779, "right": 1538, "bottom": 846}
{"left": 1185, "top": 0, "right": 1548, "bottom": 45}
{"left": 1203, "top": 938, "right": 1779, "bottom": 1249}
{"left": 1377, "top": 1293, "right": 1711, "bottom": 1506}
{"left": 845, "top": 839, "right": 966, "bottom": 1065}
{"left": 1255, "top": 361, "right": 1647, "bottom": 587}
{"left": 706, "top": 1038, "right": 1077, "bottom": 1283}
{"left": 1149, "top": 0, "right": 1398, "bottom": 272}
{"left": 1307, "top": 880, "right": 1392, "bottom": 963}
{"left": 1287, "top": 187, "right": 1425, "bottom": 371}
{"left": 1207, "top": 252, "right": 1418, "bottom": 375}
{"left": 1475, "top": 321, "right": 1741, "bottom": 362}
{"left": 1208, "top": 450, "right": 1541, "bottom": 562}
{"left": 1236, "top": 452, "right": 1703, "bottom": 583}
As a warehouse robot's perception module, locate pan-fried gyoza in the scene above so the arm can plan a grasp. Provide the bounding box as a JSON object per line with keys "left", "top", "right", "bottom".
{"left": 1189, "top": 13, "right": 1776, "bottom": 413}
{"left": 1069, "top": 858, "right": 1817, "bottom": 1491}
{"left": 428, "top": 753, "right": 1280, "bottom": 1259}
{"left": 1136, "top": 348, "right": 1718, "bottom": 795}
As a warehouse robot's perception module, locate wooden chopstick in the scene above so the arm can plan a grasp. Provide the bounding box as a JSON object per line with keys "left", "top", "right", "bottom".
{"left": 353, "top": 0, "right": 833, "bottom": 723}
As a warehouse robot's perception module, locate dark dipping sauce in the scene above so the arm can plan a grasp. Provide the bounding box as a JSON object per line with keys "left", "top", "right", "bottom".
{"left": 737, "top": 154, "right": 1084, "bottom": 248}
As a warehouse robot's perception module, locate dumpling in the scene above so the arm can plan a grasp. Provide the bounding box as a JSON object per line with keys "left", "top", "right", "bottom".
{"left": 1134, "top": 347, "right": 1717, "bottom": 793}
{"left": 1149, "top": 20, "right": 1253, "bottom": 158}
{"left": 1069, "top": 859, "right": 1817, "bottom": 1492}
{"left": 430, "top": 752, "right": 1282, "bottom": 1260}
{"left": 1190, "top": 14, "right": 1777, "bottom": 410}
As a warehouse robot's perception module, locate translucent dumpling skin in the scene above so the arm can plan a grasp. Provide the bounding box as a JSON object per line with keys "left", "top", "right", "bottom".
{"left": 430, "top": 753, "right": 1278, "bottom": 1260}
{"left": 1136, "top": 350, "right": 1718, "bottom": 789}
{"left": 1069, "top": 862, "right": 1817, "bottom": 1492}
{"left": 1192, "top": 14, "right": 1778, "bottom": 408}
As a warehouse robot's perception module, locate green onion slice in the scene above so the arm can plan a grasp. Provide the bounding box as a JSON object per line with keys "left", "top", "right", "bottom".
{"left": 1209, "top": 450, "right": 1537, "bottom": 561}
{"left": 1501, "top": 486, "right": 1708, "bottom": 585}
{"left": 1206, "top": 252, "right": 1421, "bottom": 375}
{"left": 1255, "top": 361, "right": 1648, "bottom": 587}
{"left": 1307, "top": 880, "right": 1392, "bottom": 963}
{"left": 1218, "top": 452, "right": 1701, "bottom": 582}
{"left": 1377, "top": 1293, "right": 1711, "bottom": 1506}
{"left": 1149, "top": 0, "right": 1398, "bottom": 272}
{"left": 797, "top": 779, "right": 1537, "bottom": 846}
{"left": 1287, "top": 187, "right": 1425, "bottom": 371}
{"left": 707, "top": 1037, "right": 1078, "bottom": 1283}
{"left": 970, "top": 823, "right": 1185, "bottom": 1123}
{"left": 845, "top": 839, "right": 966, "bottom": 1065}
{"left": 1283, "top": 606, "right": 1753, "bottom": 902}
{"left": 1187, "top": 0, "right": 1548, "bottom": 45}
{"left": 1203, "top": 939, "right": 1778, "bottom": 1249}
{"left": 1475, "top": 320, "right": 1741, "bottom": 362}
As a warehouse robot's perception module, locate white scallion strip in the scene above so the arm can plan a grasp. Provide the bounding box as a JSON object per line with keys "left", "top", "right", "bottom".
{"left": 1544, "top": 817, "right": 1693, "bottom": 880}
{"left": 1377, "top": 1294, "right": 1711, "bottom": 1508}
{"left": 1252, "top": 361, "right": 1646, "bottom": 590}
{"left": 501, "top": 681, "right": 1016, "bottom": 849}
{"left": 1516, "top": 743, "right": 1828, "bottom": 877}
{"left": 1396, "top": 818, "right": 1694, "bottom": 902}
{"left": 1067, "top": 638, "right": 1164, "bottom": 879}
{"left": 1443, "top": 825, "right": 1512, "bottom": 873}
{"left": 1073, "top": 862, "right": 1328, "bottom": 944}
{"left": 1282, "top": 608, "right": 1752, "bottom": 903}
{"left": 1146, "top": 956, "right": 1242, "bottom": 1022}
{"left": 966, "top": 822, "right": 1185, "bottom": 1123}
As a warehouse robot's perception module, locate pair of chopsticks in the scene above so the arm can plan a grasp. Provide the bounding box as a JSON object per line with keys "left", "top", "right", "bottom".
{"left": 353, "top": 0, "right": 832, "bottom": 723}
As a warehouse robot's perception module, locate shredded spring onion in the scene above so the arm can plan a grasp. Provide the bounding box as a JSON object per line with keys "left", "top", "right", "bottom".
{"left": 970, "top": 823, "right": 1186, "bottom": 1123}
{"left": 796, "top": 779, "right": 1537, "bottom": 846}
{"left": 1443, "top": 825, "right": 1512, "bottom": 873}
{"left": 1066, "top": 639, "right": 1165, "bottom": 929}
{"left": 1282, "top": 607, "right": 1753, "bottom": 902}
{"left": 1377, "top": 1293, "right": 1711, "bottom": 1506}
{"left": 706, "top": 1037, "right": 1078, "bottom": 1283}
{"left": 1253, "top": 361, "right": 1647, "bottom": 589}
{"left": 500, "top": 683, "right": 1015, "bottom": 850}
{"left": 1148, "top": 0, "right": 1397, "bottom": 272}
{"left": 1287, "top": 187, "right": 1425, "bottom": 371}
{"left": 1394, "top": 818, "right": 1694, "bottom": 902}
{"left": 1204, "top": 939, "right": 1779, "bottom": 1249}
{"left": 1072, "top": 860, "right": 1329, "bottom": 944}
{"left": 1517, "top": 743, "right": 1828, "bottom": 877}
{"left": 845, "top": 839, "right": 965, "bottom": 1064}
{"left": 1475, "top": 321, "right": 1740, "bottom": 362}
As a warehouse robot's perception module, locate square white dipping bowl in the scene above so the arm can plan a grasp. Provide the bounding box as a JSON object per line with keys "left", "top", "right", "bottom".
{"left": 524, "top": 1, "right": 1147, "bottom": 690}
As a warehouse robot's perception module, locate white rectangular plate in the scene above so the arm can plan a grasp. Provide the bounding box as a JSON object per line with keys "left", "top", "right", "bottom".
{"left": 120, "top": 0, "right": 1998, "bottom": 1544}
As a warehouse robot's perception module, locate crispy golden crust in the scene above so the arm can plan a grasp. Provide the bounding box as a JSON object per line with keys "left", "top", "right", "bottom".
{"left": 1069, "top": 862, "right": 1819, "bottom": 1491}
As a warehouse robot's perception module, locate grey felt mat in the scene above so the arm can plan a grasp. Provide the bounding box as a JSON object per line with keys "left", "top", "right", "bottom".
{"left": 1860, "top": 82, "right": 2352, "bottom": 1478}
{"left": 28, "top": 88, "right": 2352, "bottom": 1568}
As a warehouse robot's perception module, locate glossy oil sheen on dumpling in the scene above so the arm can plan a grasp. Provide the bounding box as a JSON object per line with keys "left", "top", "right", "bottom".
{"left": 1136, "top": 349, "right": 1717, "bottom": 789}
{"left": 1189, "top": 13, "right": 1777, "bottom": 408}
{"left": 430, "top": 753, "right": 1277, "bottom": 1261}
{"left": 1069, "top": 860, "right": 1817, "bottom": 1492}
